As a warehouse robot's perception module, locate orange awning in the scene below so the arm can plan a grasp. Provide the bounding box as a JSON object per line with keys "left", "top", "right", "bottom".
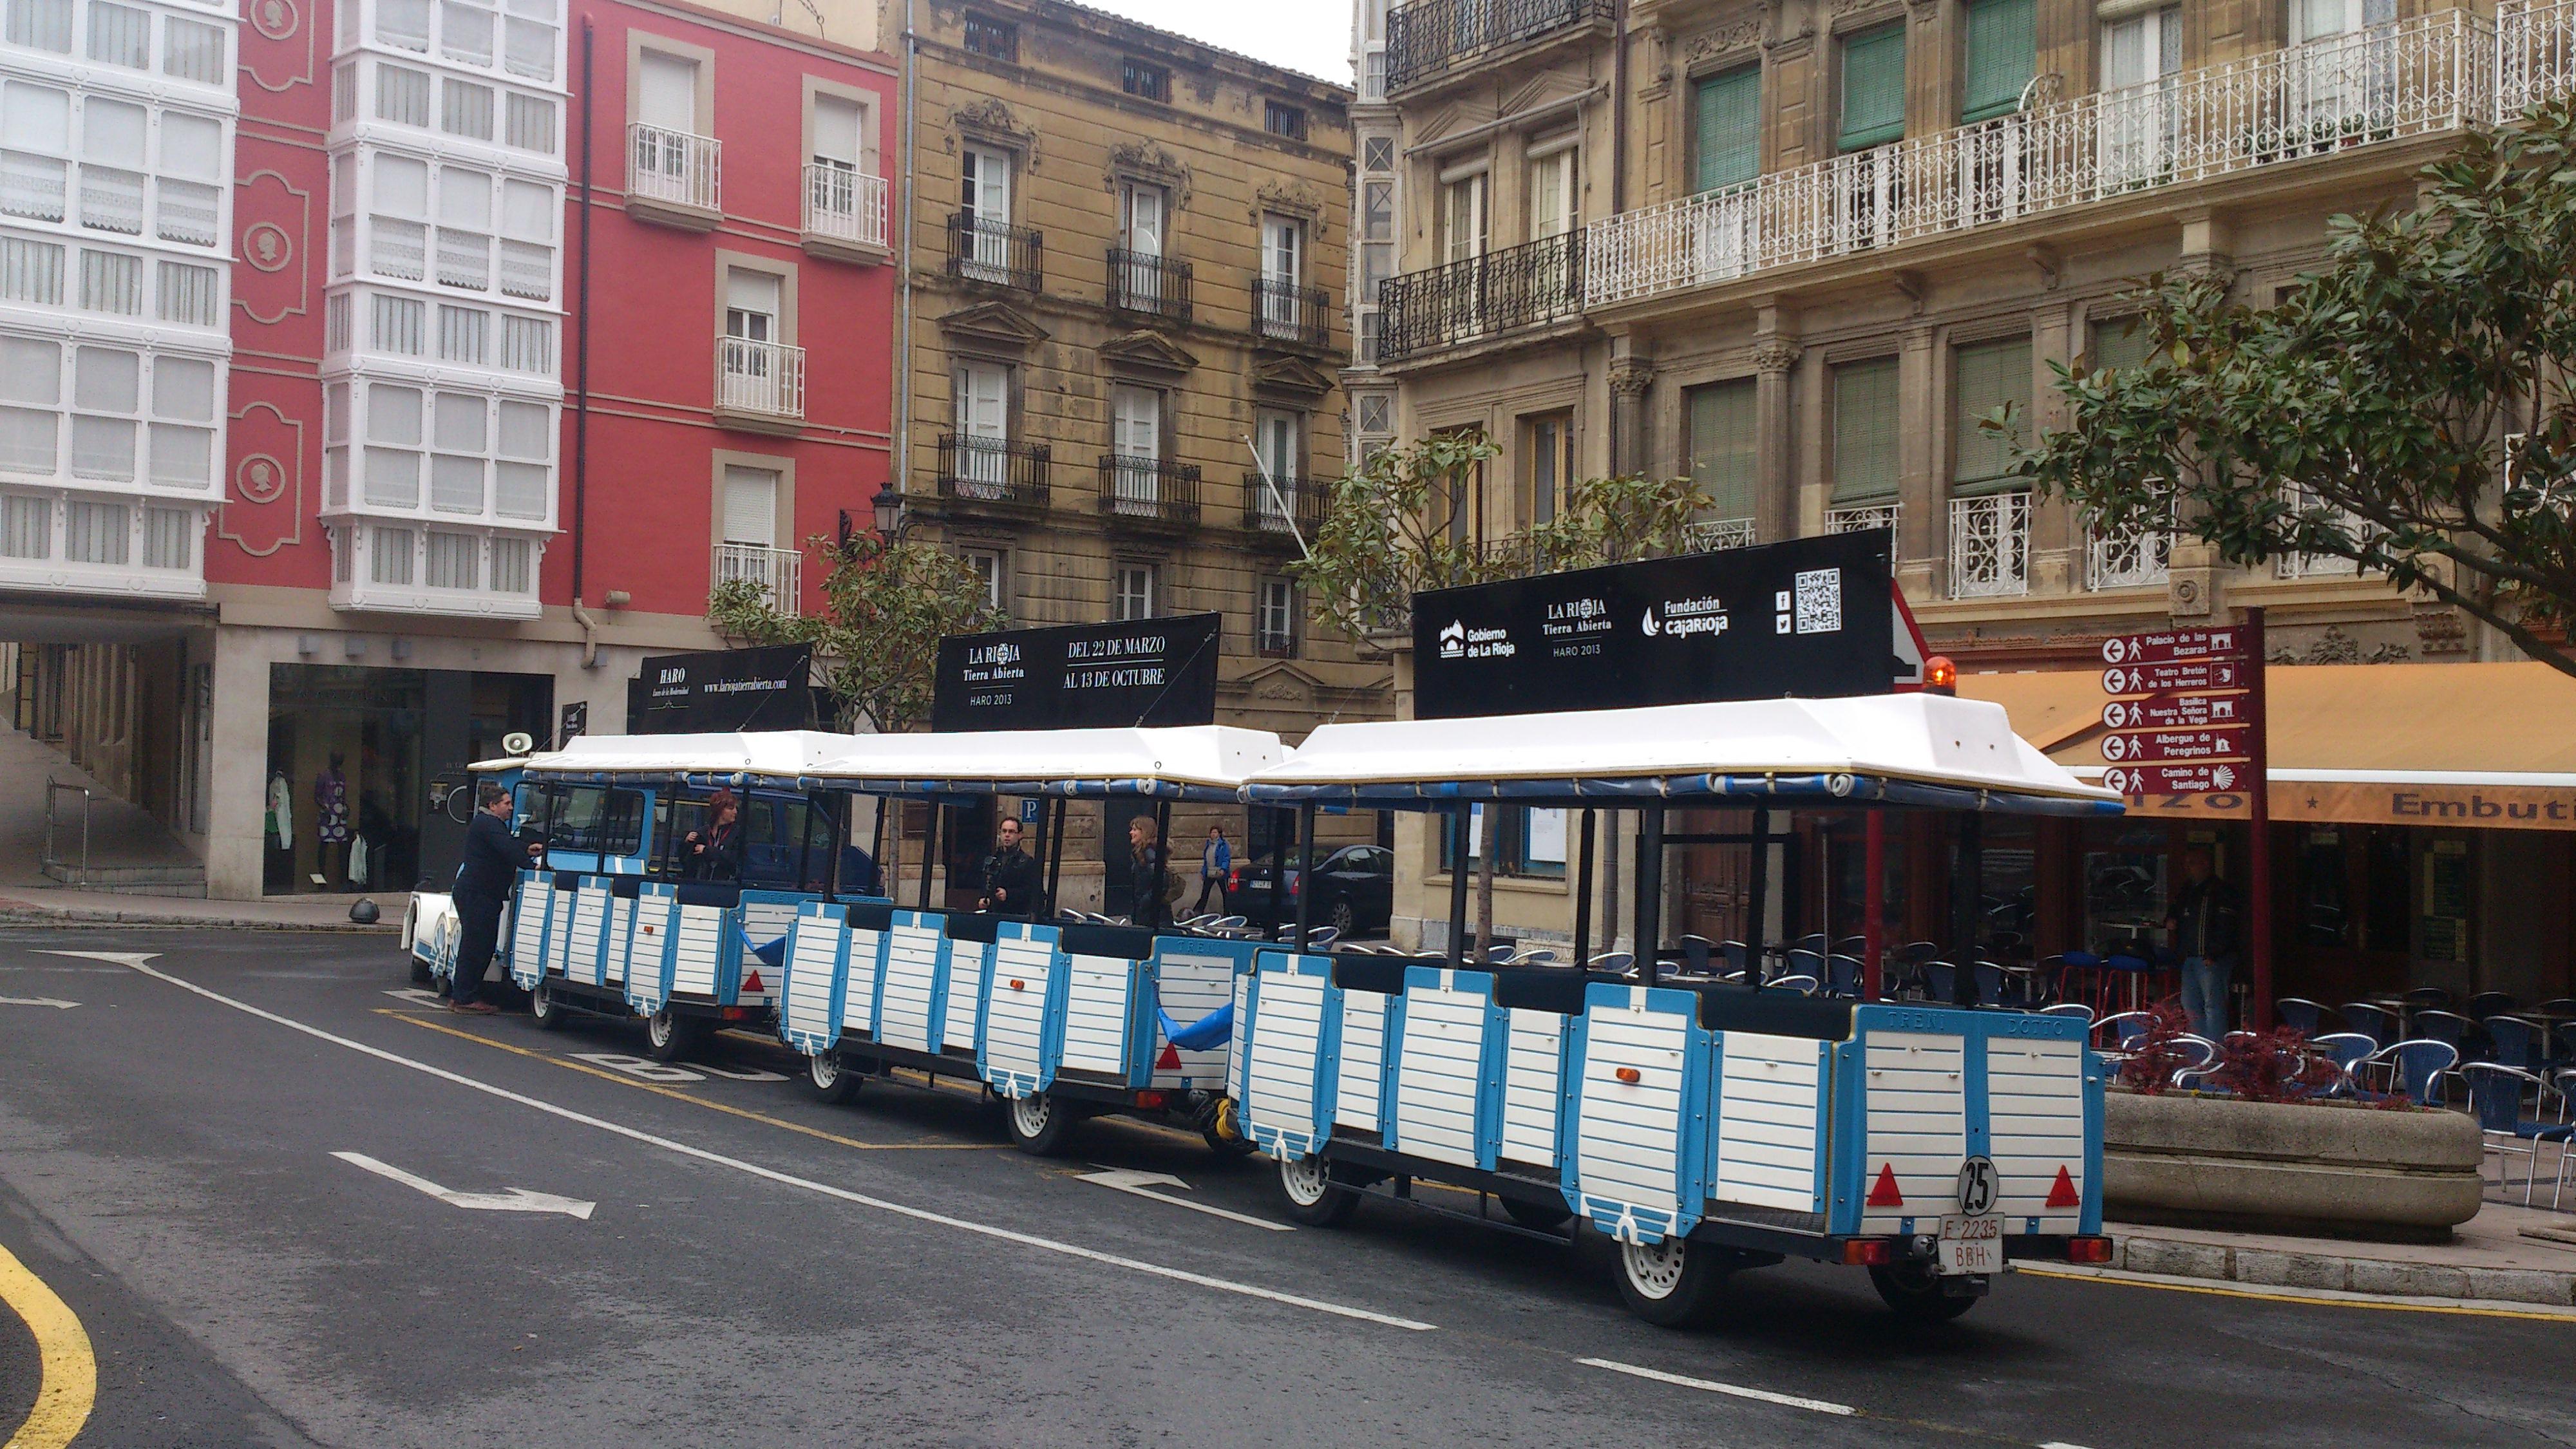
{"left": 1957, "top": 661, "right": 2576, "bottom": 830}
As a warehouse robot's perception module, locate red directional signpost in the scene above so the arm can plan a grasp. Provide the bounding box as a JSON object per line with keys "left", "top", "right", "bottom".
{"left": 2099, "top": 614, "right": 2273, "bottom": 1027}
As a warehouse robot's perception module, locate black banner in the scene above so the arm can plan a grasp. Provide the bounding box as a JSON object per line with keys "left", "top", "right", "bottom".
{"left": 931, "top": 614, "right": 1222, "bottom": 732}
{"left": 1411, "top": 532, "right": 1897, "bottom": 720}
{"left": 625, "top": 643, "right": 817, "bottom": 735}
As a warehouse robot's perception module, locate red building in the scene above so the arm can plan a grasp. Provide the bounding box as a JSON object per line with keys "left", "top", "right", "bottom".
{"left": 0, "top": 0, "right": 894, "bottom": 898}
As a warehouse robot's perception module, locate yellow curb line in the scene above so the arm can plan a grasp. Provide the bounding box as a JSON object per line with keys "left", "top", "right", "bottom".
{"left": 0, "top": 1239, "right": 94, "bottom": 1449}
{"left": 2014, "top": 1264, "right": 2576, "bottom": 1321}
{"left": 381, "top": 1012, "right": 1010, "bottom": 1153}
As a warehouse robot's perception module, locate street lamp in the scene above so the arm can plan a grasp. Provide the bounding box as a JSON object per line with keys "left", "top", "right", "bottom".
{"left": 871, "top": 482, "right": 909, "bottom": 541}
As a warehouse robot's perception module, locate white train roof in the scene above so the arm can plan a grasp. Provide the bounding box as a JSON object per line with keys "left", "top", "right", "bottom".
{"left": 495, "top": 725, "right": 1284, "bottom": 800}
{"left": 1242, "top": 694, "right": 2121, "bottom": 815}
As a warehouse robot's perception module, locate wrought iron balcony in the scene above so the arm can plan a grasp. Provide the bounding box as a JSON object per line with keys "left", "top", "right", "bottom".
{"left": 1097, "top": 455, "right": 1202, "bottom": 529}
{"left": 1383, "top": 0, "right": 1613, "bottom": 93}
{"left": 936, "top": 435, "right": 1050, "bottom": 511}
{"left": 1587, "top": 8, "right": 2561, "bottom": 312}
{"left": 1948, "top": 493, "right": 2031, "bottom": 600}
{"left": 1107, "top": 248, "right": 1193, "bottom": 325}
{"left": 712, "top": 542, "right": 802, "bottom": 616}
{"left": 948, "top": 211, "right": 1043, "bottom": 291}
{"left": 1378, "top": 229, "right": 1582, "bottom": 364}
{"left": 1242, "top": 471, "right": 1322, "bottom": 544}
{"left": 1252, "top": 277, "right": 1331, "bottom": 348}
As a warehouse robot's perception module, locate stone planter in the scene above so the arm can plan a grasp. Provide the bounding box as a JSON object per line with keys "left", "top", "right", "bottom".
{"left": 2105, "top": 1089, "right": 2485, "bottom": 1242}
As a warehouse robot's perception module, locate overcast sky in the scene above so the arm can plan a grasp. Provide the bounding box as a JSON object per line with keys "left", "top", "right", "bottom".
{"left": 1075, "top": 0, "right": 1354, "bottom": 86}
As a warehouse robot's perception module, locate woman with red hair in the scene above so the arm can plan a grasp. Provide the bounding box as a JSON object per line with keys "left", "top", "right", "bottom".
{"left": 683, "top": 790, "right": 744, "bottom": 881}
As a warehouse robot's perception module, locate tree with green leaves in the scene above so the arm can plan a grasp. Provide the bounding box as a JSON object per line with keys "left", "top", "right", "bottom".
{"left": 1287, "top": 430, "right": 1710, "bottom": 952}
{"left": 707, "top": 531, "right": 1005, "bottom": 734}
{"left": 2003, "top": 99, "right": 2576, "bottom": 677}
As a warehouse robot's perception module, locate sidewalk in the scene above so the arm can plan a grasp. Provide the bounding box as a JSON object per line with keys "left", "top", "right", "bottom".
{"left": 2059, "top": 1200, "right": 2576, "bottom": 1310}
{"left": 0, "top": 889, "right": 402, "bottom": 932}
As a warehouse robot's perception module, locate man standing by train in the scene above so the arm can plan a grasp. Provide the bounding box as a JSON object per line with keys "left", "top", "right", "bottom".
{"left": 450, "top": 781, "right": 538, "bottom": 1015}
{"left": 980, "top": 815, "right": 1045, "bottom": 916}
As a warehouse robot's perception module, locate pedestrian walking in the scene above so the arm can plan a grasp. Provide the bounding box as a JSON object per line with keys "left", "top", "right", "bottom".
{"left": 1192, "top": 824, "right": 1231, "bottom": 916}
{"left": 2166, "top": 846, "right": 2242, "bottom": 1041}
{"left": 450, "top": 781, "right": 537, "bottom": 1015}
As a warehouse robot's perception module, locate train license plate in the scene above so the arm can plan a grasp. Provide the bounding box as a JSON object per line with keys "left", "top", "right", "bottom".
{"left": 1938, "top": 1215, "right": 2002, "bottom": 1275}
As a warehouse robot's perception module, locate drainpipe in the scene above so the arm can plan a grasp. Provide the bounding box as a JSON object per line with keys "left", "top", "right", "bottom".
{"left": 1609, "top": 0, "right": 1628, "bottom": 217}
{"left": 893, "top": 0, "right": 918, "bottom": 518}
{"left": 571, "top": 17, "right": 600, "bottom": 667}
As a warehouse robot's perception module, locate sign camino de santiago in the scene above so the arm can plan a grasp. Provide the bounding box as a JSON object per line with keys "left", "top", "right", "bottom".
{"left": 2094, "top": 627, "right": 2258, "bottom": 798}
{"left": 1411, "top": 532, "right": 1897, "bottom": 719}
{"left": 931, "top": 613, "right": 1222, "bottom": 731}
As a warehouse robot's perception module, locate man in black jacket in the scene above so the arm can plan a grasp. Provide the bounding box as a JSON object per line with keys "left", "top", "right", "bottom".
{"left": 979, "top": 816, "right": 1044, "bottom": 916}
{"left": 2166, "top": 846, "right": 2242, "bottom": 1039}
{"left": 450, "top": 781, "right": 537, "bottom": 1014}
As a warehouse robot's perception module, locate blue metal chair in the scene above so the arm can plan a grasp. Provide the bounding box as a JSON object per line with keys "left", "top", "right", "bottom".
{"left": 2409, "top": 1009, "right": 2474, "bottom": 1052}
{"left": 2462, "top": 1063, "right": 2574, "bottom": 1209}
{"left": 2339, "top": 1001, "right": 2398, "bottom": 1047}
{"left": 1921, "top": 961, "right": 1956, "bottom": 1003}
{"left": 2402, "top": 986, "right": 2454, "bottom": 1012}
{"left": 2040, "top": 1002, "right": 2094, "bottom": 1023}
{"left": 2364, "top": 1039, "right": 2459, "bottom": 1108}
{"left": 1678, "top": 934, "right": 1714, "bottom": 973}
{"left": 1792, "top": 933, "right": 1828, "bottom": 956}
{"left": 2274, "top": 998, "right": 2336, "bottom": 1037}
{"left": 1719, "top": 940, "right": 1751, "bottom": 978}
{"left": 1824, "top": 954, "right": 1862, "bottom": 998}
{"left": 2485, "top": 1016, "right": 2546, "bottom": 1072}
{"left": 1973, "top": 961, "right": 2008, "bottom": 1007}
{"left": 1588, "top": 951, "right": 1634, "bottom": 975}
{"left": 2095, "top": 1010, "right": 2156, "bottom": 1055}
{"left": 2467, "top": 991, "right": 2519, "bottom": 1021}
{"left": 2309, "top": 1032, "right": 2380, "bottom": 1095}
{"left": 1770, "top": 974, "right": 1820, "bottom": 995}
{"left": 2166, "top": 1034, "right": 2221, "bottom": 1090}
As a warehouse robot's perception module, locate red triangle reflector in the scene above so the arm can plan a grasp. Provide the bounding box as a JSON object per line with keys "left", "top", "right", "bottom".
{"left": 1155, "top": 1043, "right": 1182, "bottom": 1070}
{"left": 1866, "top": 1163, "right": 1904, "bottom": 1208}
{"left": 2045, "top": 1165, "right": 2082, "bottom": 1209}
{"left": 742, "top": 970, "right": 764, "bottom": 993}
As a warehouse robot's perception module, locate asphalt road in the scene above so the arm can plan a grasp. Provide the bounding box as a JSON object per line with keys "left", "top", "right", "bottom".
{"left": 1, "top": 928, "right": 2570, "bottom": 1449}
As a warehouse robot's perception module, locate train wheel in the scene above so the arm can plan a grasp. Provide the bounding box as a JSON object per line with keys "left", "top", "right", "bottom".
{"left": 1005, "top": 1090, "right": 1081, "bottom": 1156}
{"left": 1869, "top": 1264, "right": 1980, "bottom": 1323}
{"left": 1500, "top": 1196, "right": 1574, "bottom": 1233}
{"left": 1274, "top": 1153, "right": 1360, "bottom": 1227}
{"left": 644, "top": 1007, "right": 701, "bottom": 1063}
{"left": 802, "top": 1049, "right": 862, "bottom": 1105}
{"left": 1615, "top": 1235, "right": 1724, "bottom": 1328}
{"left": 529, "top": 978, "right": 568, "bottom": 1031}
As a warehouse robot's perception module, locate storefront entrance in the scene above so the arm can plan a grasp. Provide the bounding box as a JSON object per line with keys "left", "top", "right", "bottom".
{"left": 264, "top": 664, "right": 551, "bottom": 895}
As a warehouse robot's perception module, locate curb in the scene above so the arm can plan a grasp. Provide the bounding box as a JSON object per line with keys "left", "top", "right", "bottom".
{"left": 0, "top": 906, "right": 397, "bottom": 933}
{"left": 2105, "top": 1230, "right": 2576, "bottom": 1309}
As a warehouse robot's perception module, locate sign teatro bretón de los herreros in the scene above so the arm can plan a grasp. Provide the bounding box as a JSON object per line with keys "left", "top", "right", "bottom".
{"left": 1410, "top": 531, "right": 1898, "bottom": 719}
{"left": 931, "top": 612, "right": 1222, "bottom": 732}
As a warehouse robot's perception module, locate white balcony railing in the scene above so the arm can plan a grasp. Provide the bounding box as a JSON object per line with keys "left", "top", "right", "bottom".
{"left": 1587, "top": 11, "right": 2508, "bottom": 310}
{"left": 2501, "top": 0, "right": 2576, "bottom": 117}
{"left": 1949, "top": 492, "right": 2031, "bottom": 599}
{"left": 1683, "top": 516, "right": 1756, "bottom": 552}
{"left": 1826, "top": 502, "right": 1899, "bottom": 538}
{"left": 804, "top": 164, "right": 888, "bottom": 249}
{"left": 713, "top": 540, "right": 800, "bottom": 614}
{"left": 2275, "top": 481, "right": 2367, "bottom": 578}
{"left": 2087, "top": 519, "right": 2172, "bottom": 591}
{"left": 630, "top": 123, "right": 720, "bottom": 213}
{"left": 716, "top": 336, "right": 805, "bottom": 421}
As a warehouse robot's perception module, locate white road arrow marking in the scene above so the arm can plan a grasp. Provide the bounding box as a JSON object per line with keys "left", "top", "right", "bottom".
{"left": 37, "top": 951, "right": 157, "bottom": 965}
{"left": 694, "top": 1062, "right": 790, "bottom": 1083}
{"left": 1577, "top": 1357, "right": 1855, "bottom": 1416}
{"left": 382, "top": 988, "right": 446, "bottom": 1007}
{"left": 572, "top": 1053, "right": 705, "bottom": 1083}
{"left": 332, "top": 1151, "right": 595, "bottom": 1219}
{"left": 1075, "top": 1166, "right": 1294, "bottom": 1232}
{"left": 0, "top": 994, "right": 78, "bottom": 1009}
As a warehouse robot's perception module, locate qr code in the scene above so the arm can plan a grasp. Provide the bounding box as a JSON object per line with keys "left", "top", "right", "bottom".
{"left": 1794, "top": 568, "right": 1842, "bottom": 635}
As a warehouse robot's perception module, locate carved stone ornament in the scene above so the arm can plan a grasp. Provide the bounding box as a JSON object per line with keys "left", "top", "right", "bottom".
{"left": 1684, "top": 14, "right": 1763, "bottom": 62}
{"left": 1104, "top": 141, "right": 1191, "bottom": 210}
{"left": 1252, "top": 181, "right": 1326, "bottom": 236}
{"left": 951, "top": 97, "right": 1034, "bottom": 164}
{"left": 1752, "top": 340, "right": 1804, "bottom": 374}
{"left": 1609, "top": 359, "right": 1656, "bottom": 397}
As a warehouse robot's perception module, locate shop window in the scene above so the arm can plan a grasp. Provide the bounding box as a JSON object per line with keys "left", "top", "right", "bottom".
{"left": 2082, "top": 842, "right": 2166, "bottom": 956}
{"left": 1438, "top": 805, "right": 1568, "bottom": 879}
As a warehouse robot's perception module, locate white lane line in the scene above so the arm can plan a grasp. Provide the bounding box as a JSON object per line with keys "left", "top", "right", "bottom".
{"left": 0, "top": 994, "right": 79, "bottom": 1009}
{"left": 1575, "top": 1356, "right": 1857, "bottom": 1416}
{"left": 1077, "top": 1167, "right": 1296, "bottom": 1233}
{"left": 2039, "top": 1441, "right": 2101, "bottom": 1448}
{"left": 332, "top": 1151, "right": 597, "bottom": 1219}
{"left": 99, "top": 952, "right": 1434, "bottom": 1332}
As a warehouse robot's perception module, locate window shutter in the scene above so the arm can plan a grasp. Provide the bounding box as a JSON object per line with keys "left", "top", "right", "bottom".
{"left": 636, "top": 52, "right": 696, "bottom": 132}
{"left": 812, "top": 95, "right": 861, "bottom": 166}
{"left": 1692, "top": 65, "right": 1761, "bottom": 193}
{"left": 1951, "top": 337, "right": 2032, "bottom": 494}
{"left": 1961, "top": 0, "right": 2035, "bottom": 124}
{"left": 723, "top": 465, "right": 777, "bottom": 544}
{"left": 1686, "top": 379, "right": 1758, "bottom": 521}
{"left": 1836, "top": 23, "right": 1906, "bottom": 152}
{"left": 1831, "top": 357, "right": 1900, "bottom": 505}
{"left": 2088, "top": 315, "right": 2154, "bottom": 374}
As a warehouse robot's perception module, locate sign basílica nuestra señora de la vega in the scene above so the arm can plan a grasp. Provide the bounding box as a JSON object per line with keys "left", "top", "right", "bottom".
{"left": 1409, "top": 531, "right": 1900, "bottom": 720}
